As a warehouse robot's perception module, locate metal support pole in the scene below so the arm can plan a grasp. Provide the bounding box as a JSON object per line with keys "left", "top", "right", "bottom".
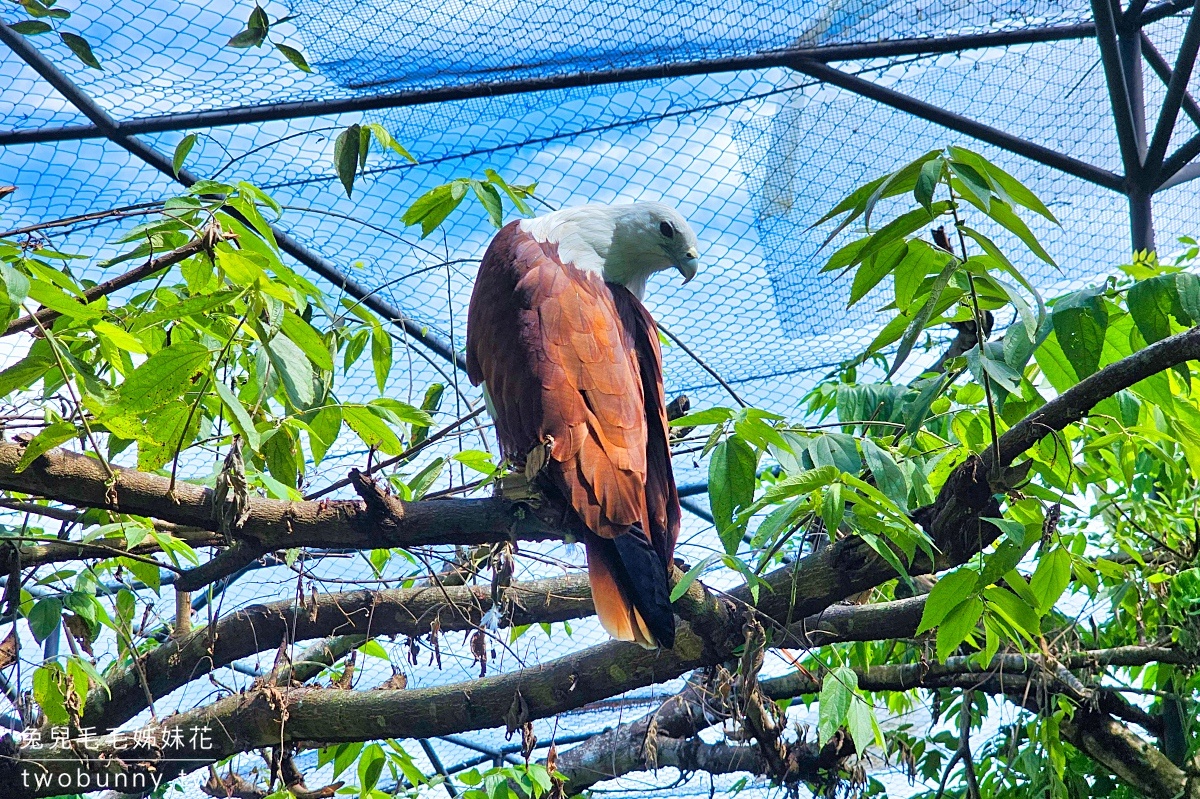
{"left": 1144, "top": 2, "right": 1200, "bottom": 178}
{"left": 787, "top": 60, "right": 1126, "bottom": 191}
{"left": 1095, "top": 0, "right": 1161, "bottom": 251}
{"left": 1094, "top": 0, "right": 1147, "bottom": 180}
{"left": 0, "top": 23, "right": 466, "bottom": 373}
{"left": 1129, "top": 187, "right": 1156, "bottom": 252}
{"left": 418, "top": 739, "right": 460, "bottom": 798}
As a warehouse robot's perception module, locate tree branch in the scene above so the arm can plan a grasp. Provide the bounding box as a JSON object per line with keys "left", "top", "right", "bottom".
{"left": 0, "top": 442, "right": 560, "bottom": 583}
{"left": 1061, "top": 709, "right": 1200, "bottom": 799}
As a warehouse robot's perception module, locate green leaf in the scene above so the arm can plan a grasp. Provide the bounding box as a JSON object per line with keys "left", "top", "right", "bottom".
{"left": 411, "top": 383, "right": 444, "bottom": 445}
{"left": 761, "top": 465, "right": 840, "bottom": 503}
{"left": 949, "top": 147, "right": 1058, "bottom": 223}
{"left": 370, "top": 397, "right": 432, "bottom": 427}
{"left": 358, "top": 639, "right": 390, "bottom": 660}
{"left": 280, "top": 311, "right": 333, "bottom": 371}
{"left": 358, "top": 743, "right": 386, "bottom": 793}
{"left": 818, "top": 666, "right": 856, "bottom": 745}
{"left": 0, "top": 263, "right": 30, "bottom": 329}
{"left": 266, "top": 334, "right": 315, "bottom": 407}
{"left": 947, "top": 160, "right": 992, "bottom": 211}
{"left": 471, "top": 180, "right": 505, "bottom": 228}
{"left": 60, "top": 32, "right": 101, "bottom": 69}
{"left": 214, "top": 380, "right": 261, "bottom": 451}
{"left": 484, "top": 169, "right": 533, "bottom": 216}
{"left": 989, "top": 199, "right": 1055, "bottom": 266}
{"left": 16, "top": 421, "right": 77, "bottom": 473}
{"left": 33, "top": 665, "right": 68, "bottom": 726}
{"left": 137, "top": 401, "right": 202, "bottom": 471}
{"left": 936, "top": 596, "right": 982, "bottom": 661}
{"left": 451, "top": 449, "right": 495, "bottom": 475}
{"left": 958, "top": 225, "right": 1043, "bottom": 311}
{"left": 916, "top": 567, "right": 979, "bottom": 633}
{"left": 10, "top": 20, "right": 53, "bottom": 35}
{"left": 405, "top": 456, "right": 445, "bottom": 499}
{"left": 370, "top": 322, "right": 393, "bottom": 393}
{"left": 172, "top": 133, "right": 196, "bottom": 178}
{"left": 364, "top": 123, "right": 416, "bottom": 163}
{"left": 914, "top": 157, "right": 943, "bottom": 213}
{"left": 983, "top": 585, "right": 1041, "bottom": 639}
{"left": 669, "top": 554, "right": 717, "bottom": 602}
{"left": 307, "top": 405, "right": 341, "bottom": 463}
{"left": 26, "top": 279, "right": 98, "bottom": 321}
{"left": 820, "top": 482, "right": 844, "bottom": 534}
{"left": 1030, "top": 547, "right": 1071, "bottom": 614}
{"left": 274, "top": 42, "right": 312, "bottom": 72}
{"left": 860, "top": 439, "right": 908, "bottom": 511}
{"left": 848, "top": 240, "right": 907, "bottom": 307}
{"left": 92, "top": 321, "right": 146, "bottom": 354}
{"left": 333, "top": 124, "right": 362, "bottom": 198}
{"left": 846, "top": 696, "right": 879, "bottom": 756}
{"left": 894, "top": 240, "right": 950, "bottom": 313}
{"left": 343, "top": 405, "right": 403, "bottom": 456}
{"left": 708, "top": 436, "right": 758, "bottom": 554}
{"left": 670, "top": 407, "right": 734, "bottom": 427}
{"left": 1052, "top": 287, "right": 1108, "bottom": 380}
{"left": 888, "top": 255, "right": 959, "bottom": 379}
{"left": 403, "top": 183, "right": 467, "bottom": 238}
{"left": 1127, "top": 275, "right": 1177, "bottom": 345}
{"left": 982, "top": 517, "right": 1028, "bottom": 547}
{"left": 112, "top": 340, "right": 211, "bottom": 415}
{"left": 27, "top": 597, "right": 62, "bottom": 642}
{"left": 1178, "top": 272, "right": 1200, "bottom": 322}
{"left": 226, "top": 29, "right": 261, "bottom": 47}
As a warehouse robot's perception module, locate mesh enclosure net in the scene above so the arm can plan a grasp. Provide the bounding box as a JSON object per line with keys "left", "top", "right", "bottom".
{"left": 1, "top": 0, "right": 1199, "bottom": 795}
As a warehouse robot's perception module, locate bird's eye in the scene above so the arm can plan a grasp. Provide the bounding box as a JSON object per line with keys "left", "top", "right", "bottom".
{"left": 659, "top": 221, "right": 674, "bottom": 238}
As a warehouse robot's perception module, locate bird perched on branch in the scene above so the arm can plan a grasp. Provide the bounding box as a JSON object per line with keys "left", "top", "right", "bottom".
{"left": 466, "top": 202, "right": 700, "bottom": 649}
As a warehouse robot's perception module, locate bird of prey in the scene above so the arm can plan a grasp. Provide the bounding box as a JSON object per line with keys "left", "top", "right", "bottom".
{"left": 466, "top": 202, "right": 700, "bottom": 648}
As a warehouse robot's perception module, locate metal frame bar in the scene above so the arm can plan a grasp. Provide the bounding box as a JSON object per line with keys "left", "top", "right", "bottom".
{"left": 1140, "top": 32, "right": 1200, "bottom": 131}
{"left": 1125, "top": 0, "right": 1153, "bottom": 23}
{"left": 1145, "top": 1, "right": 1200, "bottom": 176}
{"left": 1141, "top": 0, "right": 1196, "bottom": 26}
{"left": 0, "top": 24, "right": 1099, "bottom": 148}
{"left": 1157, "top": 160, "right": 1200, "bottom": 188}
{"left": 786, "top": 59, "right": 1126, "bottom": 191}
{"left": 1160, "top": 130, "right": 1200, "bottom": 182}
{"left": 0, "top": 24, "right": 466, "bottom": 373}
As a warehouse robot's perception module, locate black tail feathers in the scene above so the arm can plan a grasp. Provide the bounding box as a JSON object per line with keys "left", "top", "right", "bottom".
{"left": 608, "top": 527, "right": 676, "bottom": 649}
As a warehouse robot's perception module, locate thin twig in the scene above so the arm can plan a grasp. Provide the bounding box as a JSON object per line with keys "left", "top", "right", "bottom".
{"left": 304, "top": 407, "right": 485, "bottom": 500}
{"left": 5, "top": 234, "right": 232, "bottom": 336}
{"left": 0, "top": 201, "right": 165, "bottom": 239}
{"left": 657, "top": 323, "right": 747, "bottom": 408}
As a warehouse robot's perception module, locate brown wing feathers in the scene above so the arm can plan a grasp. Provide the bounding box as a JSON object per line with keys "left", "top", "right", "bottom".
{"left": 466, "top": 222, "right": 680, "bottom": 648}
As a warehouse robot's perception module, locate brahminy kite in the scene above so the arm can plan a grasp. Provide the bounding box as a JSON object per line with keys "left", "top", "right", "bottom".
{"left": 465, "top": 202, "right": 700, "bottom": 649}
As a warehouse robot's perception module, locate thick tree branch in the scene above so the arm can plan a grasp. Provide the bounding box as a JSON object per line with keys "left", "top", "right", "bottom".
{"left": 3, "top": 625, "right": 715, "bottom": 797}
{"left": 0, "top": 443, "right": 560, "bottom": 582}
{"left": 84, "top": 574, "right": 595, "bottom": 732}
{"left": 561, "top": 735, "right": 822, "bottom": 792}
{"left": 1061, "top": 710, "right": 1200, "bottom": 799}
